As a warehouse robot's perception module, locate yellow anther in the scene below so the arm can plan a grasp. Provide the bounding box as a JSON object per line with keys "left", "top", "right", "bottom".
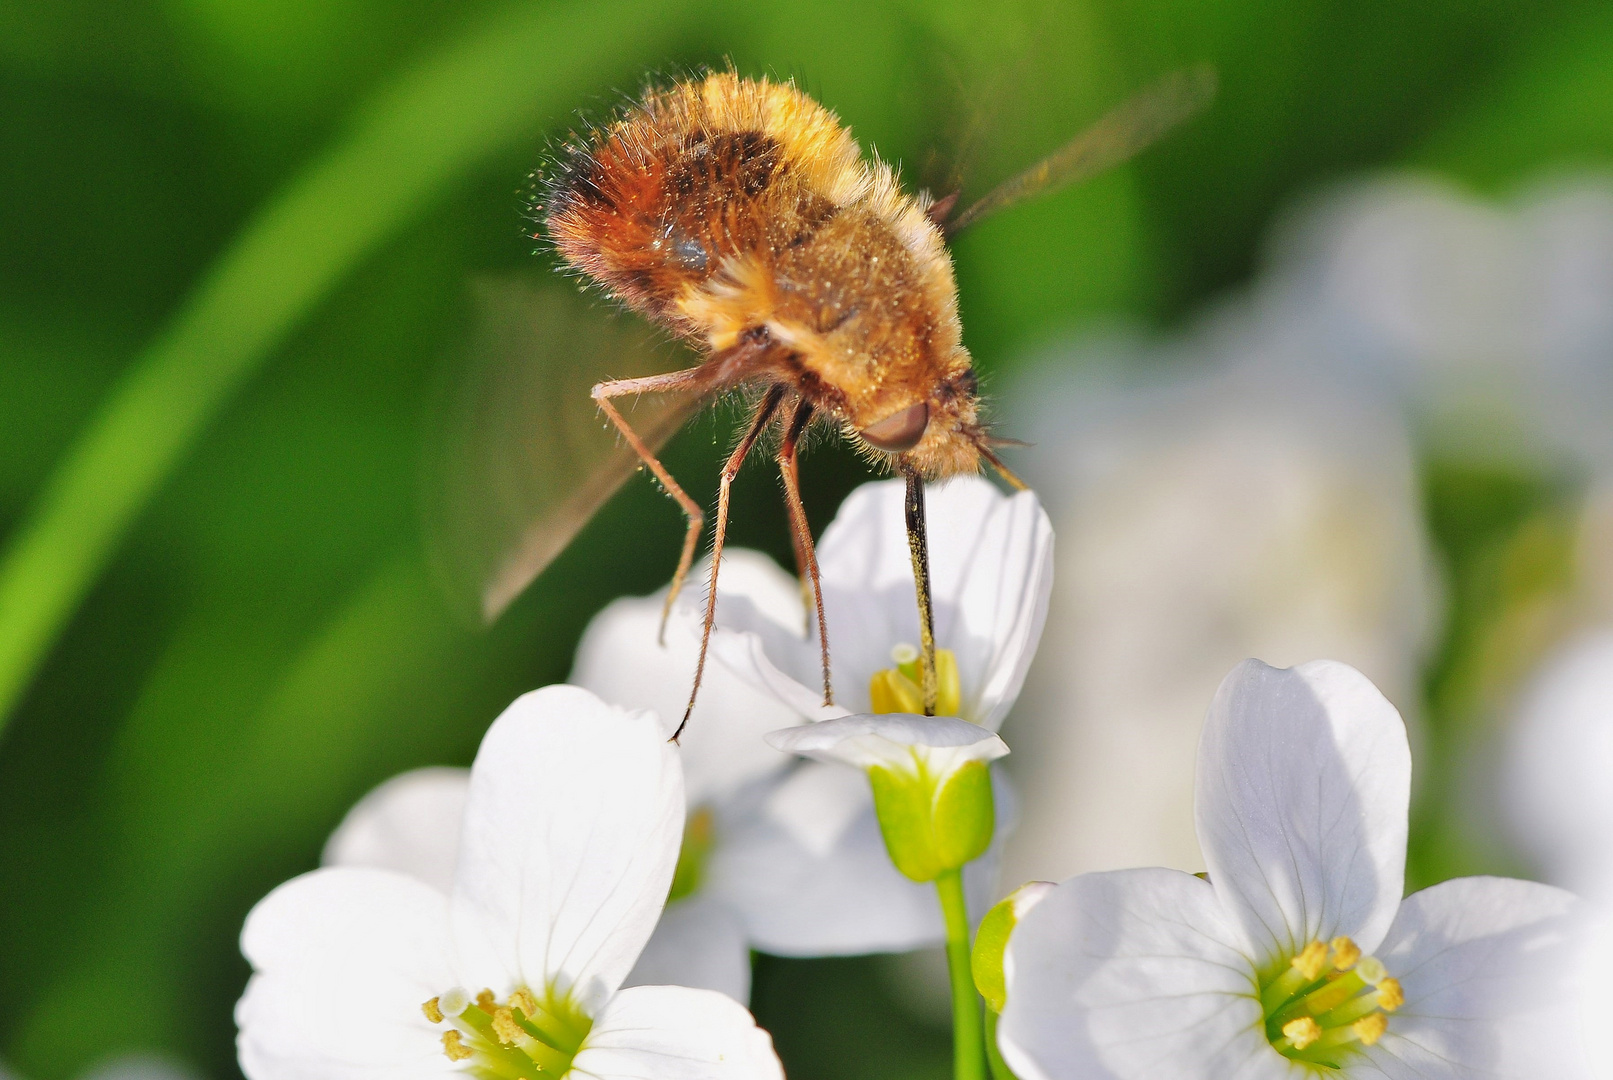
{"left": 1376, "top": 977, "right": 1404, "bottom": 1012}
{"left": 509, "top": 988, "right": 538, "bottom": 1018}
{"left": 1292, "top": 941, "right": 1329, "bottom": 981}
{"left": 422, "top": 997, "right": 444, "bottom": 1024}
{"left": 1330, "top": 936, "right": 1361, "bottom": 970}
{"left": 869, "top": 668, "right": 924, "bottom": 714}
{"left": 476, "top": 988, "right": 496, "bottom": 1012}
{"left": 492, "top": 1007, "right": 523, "bottom": 1045}
{"left": 1354, "top": 1012, "right": 1388, "bottom": 1046}
{"left": 870, "top": 647, "right": 961, "bottom": 716}
{"left": 1283, "top": 1017, "right": 1322, "bottom": 1050}
{"left": 441, "top": 1031, "right": 473, "bottom": 1061}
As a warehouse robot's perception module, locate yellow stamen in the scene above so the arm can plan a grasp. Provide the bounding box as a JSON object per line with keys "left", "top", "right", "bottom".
{"left": 1354, "top": 1012, "right": 1388, "bottom": 1046}
{"left": 422, "top": 997, "right": 444, "bottom": 1024}
{"left": 492, "top": 1007, "right": 522, "bottom": 1045}
{"left": 1283, "top": 1017, "right": 1321, "bottom": 1049}
{"left": 509, "top": 987, "right": 538, "bottom": 1018}
{"left": 442, "top": 1031, "right": 473, "bottom": 1061}
{"left": 476, "top": 988, "right": 496, "bottom": 1012}
{"left": 1376, "top": 977, "right": 1404, "bottom": 1012}
{"left": 870, "top": 646, "right": 961, "bottom": 716}
{"left": 1330, "top": 936, "right": 1361, "bottom": 970}
{"left": 1292, "top": 940, "right": 1329, "bottom": 981}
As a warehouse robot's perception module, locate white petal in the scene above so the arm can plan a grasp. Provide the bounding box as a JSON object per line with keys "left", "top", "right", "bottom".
{"left": 323, "top": 768, "right": 470, "bottom": 895}
{"left": 765, "top": 713, "right": 1009, "bottom": 773}
{"left": 449, "top": 686, "right": 683, "bottom": 1012}
{"left": 998, "top": 868, "right": 1285, "bottom": 1080}
{"left": 1363, "top": 876, "right": 1594, "bottom": 1080}
{"left": 624, "top": 895, "right": 752, "bottom": 1004}
{"left": 237, "top": 868, "right": 457, "bottom": 1080}
{"left": 709, "top": 767, "right": 1016, "bottom": 956}
{"left": 760, "top": 761, "right": 873, "bottom": 858}
{"left": 1196, "top": 659, "right": 1410, "bottom": 962}
{"left": 571, "top": 553, "right": 806, "bottom": 806}
{"left": 570, "top": 985, "right": 783, "bottom": 1080}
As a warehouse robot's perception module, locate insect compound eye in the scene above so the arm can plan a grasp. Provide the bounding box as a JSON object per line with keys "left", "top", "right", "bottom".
{"left": 859, "top": 401, "right": 930, "bottom": 453}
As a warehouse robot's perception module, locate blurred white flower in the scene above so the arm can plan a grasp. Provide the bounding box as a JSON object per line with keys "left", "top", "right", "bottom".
{"left": 999, "top": 660, "right": 1588, "bottom": 1080}
{"left": 1003, "top": 353, "right": 1435, "bottom": 885}
{"left": 239, "top": 685, "right": 782, "bottom": 1080}
{"left": 1258, "top": 174, "right": 1613, "bottom": 470}
{"left": 1503, "top": 630, "right": 1613, "bottom": 894}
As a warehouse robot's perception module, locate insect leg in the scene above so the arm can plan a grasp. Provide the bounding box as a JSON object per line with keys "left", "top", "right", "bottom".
{"left": 591, "top": 368, "right": 713, "bottom": 640}
{"left": 903, "top": 469, "right": 939, "bottom": 716}
{"left": 675, "top": 383, "right": 787, "bottom": 742}
{"left": 777, "top": 398, "right": 832, "bottom": 707}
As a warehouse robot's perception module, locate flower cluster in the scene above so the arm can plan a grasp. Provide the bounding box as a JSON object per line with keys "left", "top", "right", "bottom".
{"left": 236, "top": 474, "right": 1594, "bottom": 1080}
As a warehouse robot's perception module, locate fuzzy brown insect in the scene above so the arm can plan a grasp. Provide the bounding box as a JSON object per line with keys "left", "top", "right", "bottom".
{"left": 519, "top": 68, "right": 1214, "bottom": 739}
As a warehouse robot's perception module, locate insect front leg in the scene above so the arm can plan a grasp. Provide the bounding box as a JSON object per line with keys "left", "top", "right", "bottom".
{"left": 778, "top": 398, "right": 832, "bottom": 707}
{"left": 591, "top": 369, "right": 711, "bottom": 640}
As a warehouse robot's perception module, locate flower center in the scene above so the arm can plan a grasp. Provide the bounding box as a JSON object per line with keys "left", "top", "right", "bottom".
{"left": 869, "top": 643, "right": 961, "bottom": 716}
{"left": 424, "top": 985, "right": 592, "bottom": 1078}
{"left": 1259, "top": 938, "right": 1403, "bottom": 1069}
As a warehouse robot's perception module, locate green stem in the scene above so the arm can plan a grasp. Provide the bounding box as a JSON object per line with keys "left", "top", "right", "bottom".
{"left": 936, "top": 869, "right": 987, "bottom": 1080}
{"left": 984, "top": 1010, "right": 1016, "bottom": 1080}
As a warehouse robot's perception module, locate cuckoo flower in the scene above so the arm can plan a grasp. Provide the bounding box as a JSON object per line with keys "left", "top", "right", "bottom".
{"left": 320, "top": 561, "right": 794, "bottom": 1007}
{"left": 999, "top": 660, "right": 1588, "bottom": 1080}
{"left": 702, "top": 476, "right": 1049, "bottom": 953}
{"left": 237, "top": 686, "right": 782, "bottom": 1080}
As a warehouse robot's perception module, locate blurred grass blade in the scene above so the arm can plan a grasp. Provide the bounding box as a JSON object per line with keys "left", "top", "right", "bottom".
{"left": 0, "top": 0, "right": 686, "bottom": 736}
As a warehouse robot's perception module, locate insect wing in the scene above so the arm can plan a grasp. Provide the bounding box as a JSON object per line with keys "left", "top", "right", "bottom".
{"left": 945, "top": 65, "right": 1217, "bottom": 236}
{"left": 423, "top": 277, "right": 703, "bottom": 624}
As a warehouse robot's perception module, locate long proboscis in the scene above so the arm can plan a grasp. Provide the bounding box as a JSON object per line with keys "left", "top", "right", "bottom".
{"left": 945, "top": 64, "right": 1218, "bottom": 237}
{"left": 903, "top": 470, "right": 939, "bottom": 716}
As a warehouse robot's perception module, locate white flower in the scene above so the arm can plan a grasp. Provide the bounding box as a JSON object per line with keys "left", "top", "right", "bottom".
{"left": 711, "top": 475, "right": 1053, "bottom": 730}
{"left": 998, "top": 659, "right": 1589, "bottom": 1080}
{"left": 1002, "top": 354, "right": 1436, "bottom": 886}
{"left": 238, "top": 685, "right": 782, "bottom": 1080}
{"left": 701, "top": 476, "right": 1049, "bottom": 953}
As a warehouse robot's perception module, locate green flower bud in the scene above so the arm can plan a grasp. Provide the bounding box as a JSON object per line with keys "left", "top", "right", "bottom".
{"left": 764, "top": 713, "right": 1010, "bottom": 884}
{"left": 870, "top": 757, "right": 995, "bottom": 883}
{"left": 971, "top": 881, "right": 1055, "bottom": 1012}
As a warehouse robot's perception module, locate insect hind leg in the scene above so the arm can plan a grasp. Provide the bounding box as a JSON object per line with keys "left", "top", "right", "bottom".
{"left": 778, "top": 398, "right": 832, "bottom": 707}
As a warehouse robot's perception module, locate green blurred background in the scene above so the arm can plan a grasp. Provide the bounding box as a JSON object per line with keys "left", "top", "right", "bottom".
{"left": 2, "top": 1, "right": 1611, "bottom": 1079}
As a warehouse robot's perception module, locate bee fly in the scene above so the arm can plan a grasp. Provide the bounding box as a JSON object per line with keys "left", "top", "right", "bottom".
{"left": 504, "top": 67, "right": 1214, "bottom": 739}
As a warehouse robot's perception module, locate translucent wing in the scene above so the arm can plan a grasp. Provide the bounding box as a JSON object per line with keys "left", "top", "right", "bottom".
{"left": 423, "top": 277, "right": 705, "bottom": 624}
{"left": 944, "top": 65, "right": 1217, "bottom": 237}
